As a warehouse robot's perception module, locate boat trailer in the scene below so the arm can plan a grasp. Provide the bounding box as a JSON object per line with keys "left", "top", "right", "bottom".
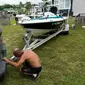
{"left": 23, "top": 24, "right": 69, "bottom": 50}
{"left": 10, "top": 24, "right": 69, "bottom": 61}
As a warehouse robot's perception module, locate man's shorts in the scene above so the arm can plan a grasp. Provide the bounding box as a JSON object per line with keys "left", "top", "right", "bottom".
{"left": 21, "top": 66, "right": 42, "bottom": 74}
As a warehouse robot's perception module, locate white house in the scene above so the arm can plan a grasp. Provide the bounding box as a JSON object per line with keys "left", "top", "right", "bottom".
{"left": 51, "top": 0, "right": 71, "bottom": 10}
{"left": 72, "top": 0, "right": 85, "bottom": 16}
{"left": 30, "top": 0, "right": 72, "bottom": 15}
{"left": 51, "top": 0, "right": 72, "bottom": 15}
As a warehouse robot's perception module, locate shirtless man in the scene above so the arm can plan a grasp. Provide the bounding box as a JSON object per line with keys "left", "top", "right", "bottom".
{"left": 2, "top": 48, "right": 42, "bottom": 79}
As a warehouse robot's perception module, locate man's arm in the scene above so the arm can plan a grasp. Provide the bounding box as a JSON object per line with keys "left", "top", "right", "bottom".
{"left": 3, "top": 57, "right": 25, "bottom": 68}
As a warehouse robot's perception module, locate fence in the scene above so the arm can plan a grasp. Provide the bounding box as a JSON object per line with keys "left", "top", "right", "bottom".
{"left": 75, "top": 13, "right": 85, "bottom": 25}
{"left": 0, "top": 11, "right": 10, "bottom": 25}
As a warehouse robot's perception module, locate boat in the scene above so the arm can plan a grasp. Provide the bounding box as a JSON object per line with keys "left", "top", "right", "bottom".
{"left": 18, "top": 11, "right": 68, "bottom": 37}
{"left": 15, "top": 14, "right": 26, "bottom": 21}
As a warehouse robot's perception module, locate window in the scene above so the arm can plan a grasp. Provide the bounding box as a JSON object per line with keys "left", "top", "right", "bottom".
{"left": 60, "top": 0, "right": 64, "bottom": 4}
{"left": 65, "top": 0, "right": 70, "bottom": 9}
{"left": 60, "top": 0, "right": 64, "bottom": 9}
{"left": 54, "top": 0, "right": 59, "bottom": 5}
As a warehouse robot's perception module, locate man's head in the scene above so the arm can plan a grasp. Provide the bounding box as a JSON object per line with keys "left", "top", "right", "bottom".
{"left": 13, "top": 48, "right": 23, "bottom": 58}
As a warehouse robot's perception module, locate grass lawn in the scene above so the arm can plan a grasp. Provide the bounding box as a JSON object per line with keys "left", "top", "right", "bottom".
{"left": 1, "top": 18, "right": 85, "bottom": 85}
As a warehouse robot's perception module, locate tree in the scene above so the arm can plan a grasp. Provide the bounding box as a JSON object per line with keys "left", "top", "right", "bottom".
{"left": 3, "top": 4, "right": 13, "bottom": 8}
{"left": 0, "top": 6, "right": 4, "bottom": 10}
{"left": 25, "top": 2, "right": 31, "bottom": 10}
{"left": 17, "top": 2, "right": 25, "bottom": 14}
{"left": 24, "top": 2, "right": 31, "bottom": 14}
{"left": 19, "top": 2, "right": 24, "bottom": 8}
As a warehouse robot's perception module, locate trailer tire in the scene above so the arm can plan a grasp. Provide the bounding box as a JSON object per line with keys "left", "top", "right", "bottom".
{"left": 60, "top": 31, "right": 69, "bottom": 35}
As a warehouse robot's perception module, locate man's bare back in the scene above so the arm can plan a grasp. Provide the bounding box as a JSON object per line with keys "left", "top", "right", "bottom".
{"left": 21, "top": 49, "right": 41, "bottom": 67}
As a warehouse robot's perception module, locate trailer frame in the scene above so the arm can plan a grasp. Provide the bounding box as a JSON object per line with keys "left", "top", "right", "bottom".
{"left": 23, "top": 24, "right": 69, "bottom": 50}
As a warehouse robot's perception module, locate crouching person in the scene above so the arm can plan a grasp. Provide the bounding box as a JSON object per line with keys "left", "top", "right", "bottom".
{"left": 2, "top": 48, "right": 42, "bottom": 79}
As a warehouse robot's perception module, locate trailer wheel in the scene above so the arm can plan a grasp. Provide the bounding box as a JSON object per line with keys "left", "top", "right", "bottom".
{"left": 61, "top": 24, "right": 69, "bottom": 35}
{"left": 60, "top": 31, "right": 69, "bottom": 35}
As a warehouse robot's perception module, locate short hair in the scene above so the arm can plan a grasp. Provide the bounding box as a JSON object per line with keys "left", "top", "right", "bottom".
{"left": 13, "top": 48, "right": 23, "bottom": 57}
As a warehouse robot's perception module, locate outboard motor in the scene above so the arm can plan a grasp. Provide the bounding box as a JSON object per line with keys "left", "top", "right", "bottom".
{"left": 49, "top": 6, "right": 57, "bottom": 15}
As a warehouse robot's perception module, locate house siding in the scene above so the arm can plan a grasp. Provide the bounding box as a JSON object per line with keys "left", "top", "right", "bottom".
{"left": 52, "top": 0, "right": 72, "bottom": 15}
{"left": 73, "top": 0, "right": 85, "bottom": 16}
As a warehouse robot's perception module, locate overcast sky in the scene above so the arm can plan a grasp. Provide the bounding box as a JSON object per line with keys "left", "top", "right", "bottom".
{"left": 0, "top": 0, "right": 43, "bottom": 5}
